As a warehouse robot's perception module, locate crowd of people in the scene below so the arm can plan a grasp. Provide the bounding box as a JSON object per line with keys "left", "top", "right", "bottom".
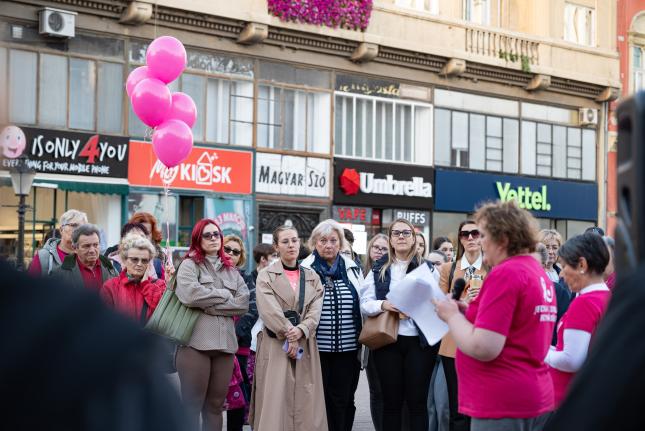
{"left": 23, "top": 200, "right": 617, "bottom": 431}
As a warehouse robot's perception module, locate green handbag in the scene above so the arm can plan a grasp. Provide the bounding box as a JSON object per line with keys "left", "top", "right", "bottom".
{"left": 145, "top": 262, "right": 200, "bottom": 345}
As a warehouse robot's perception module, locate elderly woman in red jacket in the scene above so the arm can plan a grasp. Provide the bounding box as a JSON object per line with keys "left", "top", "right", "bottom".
{"left": 101, "top": 234, "right": 166, "bottom": 322}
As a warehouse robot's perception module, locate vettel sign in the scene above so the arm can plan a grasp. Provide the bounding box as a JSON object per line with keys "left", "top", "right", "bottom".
{"left": 334, "top": 158, "right": 434, "bottom": 210}
{"left": 128, "top": 141, "right": 253, "bottom": 194}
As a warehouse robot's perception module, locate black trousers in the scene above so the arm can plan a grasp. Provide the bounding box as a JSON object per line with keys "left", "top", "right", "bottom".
{"left": 366, "top": 349, "right": 383, "bottom": 431}
{"left": 441, "top": 355, "right": 471, "bottom": 431}
{"left": 320, "top": 350, "right": 361, "bottom": 431}
{"left": 373, "top": 336, "right": 438, "bottom": 431}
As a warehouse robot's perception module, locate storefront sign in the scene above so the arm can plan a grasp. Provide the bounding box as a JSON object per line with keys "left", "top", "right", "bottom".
{"left": 336, "top": 75, "right": 400, "bottom": 98}
{"left": 392, "top": 209, "right": 429, "bottom": 225}
{"left": 334, "top": 158, "right": 434, "bottom": 210}
{"left": 128, "top": 141, "right": 252, "bottom": 194}
{"left": 333, "top": 206, "right": 373, "bottom": 223}
{"left": 0, "top": 125, "right": 129, "bottom": 178}
{"left": 256, "top": 153, "right": 330, "bottom": 198}
{"left": 434, "top": 169, "right": 598, "bottom": 221}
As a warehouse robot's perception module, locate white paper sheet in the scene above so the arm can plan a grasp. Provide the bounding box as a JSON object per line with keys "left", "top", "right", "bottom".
{"left": 386, "top": 263, "right": 450, "bottom": 346}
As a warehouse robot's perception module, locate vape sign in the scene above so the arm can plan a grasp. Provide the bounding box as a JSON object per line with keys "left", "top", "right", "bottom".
{"left": 0, "top": 126, "right": 129, "bottom": 178}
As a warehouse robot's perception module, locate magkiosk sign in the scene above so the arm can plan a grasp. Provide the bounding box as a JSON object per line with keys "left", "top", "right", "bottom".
{"left": 434, "top": 169, "right": 598, "bottom": 221}
{"left": 334, "top": 158, "right": 434, "bottom": 210}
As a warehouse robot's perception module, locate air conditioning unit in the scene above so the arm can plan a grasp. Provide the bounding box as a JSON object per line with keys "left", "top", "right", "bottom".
{"left": 579, "top": 108, "right": 599, "bottom": 127}
{"left": 39, "top": 7, "right": 77, "bottom": 38}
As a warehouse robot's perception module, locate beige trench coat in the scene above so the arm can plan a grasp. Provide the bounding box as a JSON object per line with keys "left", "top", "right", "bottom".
{"left": 249, "top": 260, "right": 328, "bottom": 431}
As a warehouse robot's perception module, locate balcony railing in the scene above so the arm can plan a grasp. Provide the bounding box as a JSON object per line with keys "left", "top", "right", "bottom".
{"left": 466, "top": 28, "right": 540, "bottom": 67}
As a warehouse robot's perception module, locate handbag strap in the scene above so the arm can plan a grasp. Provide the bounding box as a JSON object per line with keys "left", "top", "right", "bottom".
{"left": 140, "top": 300, "right": 149, "bottom": 326}
{"left": 167, "top": 260, "right": 184, "bottom": 292}
{"left": 297, "top": 266, "right": 306, "bottom": 316}
{"left": 447, "top": 261, "right": 457, "bottom": 292}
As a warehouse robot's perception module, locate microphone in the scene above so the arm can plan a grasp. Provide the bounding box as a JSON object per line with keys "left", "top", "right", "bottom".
{"left": 452, "top": 278, "right": 467, "bottom": 300}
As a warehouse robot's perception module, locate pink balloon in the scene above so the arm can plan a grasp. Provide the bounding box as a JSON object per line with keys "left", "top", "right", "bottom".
{"left": 130, "top": 78, "right": 172, "bottom": 128}
{"left": 125, "top": 66, "right": 150, "bottom": 97}
{"left": 167, "top": 92, "right": 197, "bottom": 128}
{"left": 146, "top": 36, "right": 187, "bottom": 84}
{"left": 152, "top": 119, "right": 193, "bottom": 168}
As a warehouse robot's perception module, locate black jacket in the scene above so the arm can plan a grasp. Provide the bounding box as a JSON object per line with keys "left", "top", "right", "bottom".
{"left": 0, "top": 261, "right": 189, "bottom": 431}
{"left": 235, "top": 269, "right": 258, "bottom": 348}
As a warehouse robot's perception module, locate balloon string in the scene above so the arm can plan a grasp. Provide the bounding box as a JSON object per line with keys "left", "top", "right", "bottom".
{"left": 162, "top": 178, "right": 174, "bottom": 273}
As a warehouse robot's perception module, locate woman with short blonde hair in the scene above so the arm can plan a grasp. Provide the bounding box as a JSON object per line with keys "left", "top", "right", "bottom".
{"left": 302, "top": 218, "right": 362, "bottom": 431}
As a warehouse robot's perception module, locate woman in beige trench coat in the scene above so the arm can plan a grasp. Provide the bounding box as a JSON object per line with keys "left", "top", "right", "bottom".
{"left": 250, "top": 225, "right": 328, "bottom": 431}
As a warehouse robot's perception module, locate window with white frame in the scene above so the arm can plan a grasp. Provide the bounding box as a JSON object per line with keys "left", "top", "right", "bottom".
{"left": 564, "top": 3, "right": 595, "bottom": 46}
{"left": 128, "top": 43, "right": 254, "bottom": 146}
{"left": 633, "top": 46, "right": 645, "bottom": 93}
{"left": 334, "top": 93, "right": 432, "bottom": 163}
{"left": 521, "top": 121, "right": 596, "bottom": 180}
{"left": 464, "top": 0, "right": 490, "bottom": 25}
{"left": 6, "top": 47, "right": 124, "bottom": 133}
{"left": 395, "top": 0, "right": 438, "bottom": 14}
{"left": 434, "top": 108, "right": 519, "bottom": 173}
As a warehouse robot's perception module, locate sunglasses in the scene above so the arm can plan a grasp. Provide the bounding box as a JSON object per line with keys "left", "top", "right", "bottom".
{"left": 202, "top": 231, "right": 221, "bottom": 240}
{"left": 127, "top": 256, "right": 150, "bottom": 265}
{"left": 459, "top": 229, "right": 481, "bottom": 239}
{"left": 224, "top": 245, "right": 242, "bottom": 257}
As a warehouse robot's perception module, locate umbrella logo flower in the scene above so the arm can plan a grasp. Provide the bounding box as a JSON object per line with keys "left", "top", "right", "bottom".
{"left": 339, "top": 168, "right": 361, "bottom": 195}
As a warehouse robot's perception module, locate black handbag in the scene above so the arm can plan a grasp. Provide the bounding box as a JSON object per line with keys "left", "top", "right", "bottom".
{"left": 266, "top": 268, "right": 306, "bottom": 338}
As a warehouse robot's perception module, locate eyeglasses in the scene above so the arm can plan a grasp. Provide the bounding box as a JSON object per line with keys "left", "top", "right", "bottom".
{"left": 224, "top": 245, "right": 241, "bottom": 256}
{"left": 340, "top": 250, "right": 353, "bottom": 257}
{"left": 127, "top": 256, "right": 150, "bottom": 265}
{"left": 318, "top": 238, "right": 339, "bottom": 246}
{"left": 63, "top": 222, "right": 80, "bottom": 230}
{"left": 371, "top": 245, "right": 388, "bottom": 253}
{"left": 201, "top": 231, "right": 221, "bottom": 240}
{"left": 459, "top": 229, "right": 481, "bottom": 239}
{"left": 391, "top": 230, "right": 413, "bottom": 238}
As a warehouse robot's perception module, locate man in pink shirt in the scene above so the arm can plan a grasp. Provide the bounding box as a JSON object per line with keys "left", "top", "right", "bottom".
{"left": 28, "top": 209, "right": 88, "bottom": 276}
{"left": 436, "top": 201, "right": 555, "bottom": 431}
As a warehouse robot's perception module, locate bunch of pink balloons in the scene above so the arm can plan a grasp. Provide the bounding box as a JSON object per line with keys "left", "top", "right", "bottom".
{"left": 127, "top": 36, "right": 197, "bottom": 168}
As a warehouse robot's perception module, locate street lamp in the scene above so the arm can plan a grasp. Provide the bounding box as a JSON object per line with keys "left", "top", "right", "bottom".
{"left": 10, "top": 156, "right": 35, "bottom": 271}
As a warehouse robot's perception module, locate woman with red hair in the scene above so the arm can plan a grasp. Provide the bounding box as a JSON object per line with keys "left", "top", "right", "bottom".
{"left": 175, "top": 219, "right": 250, "bottom": 431}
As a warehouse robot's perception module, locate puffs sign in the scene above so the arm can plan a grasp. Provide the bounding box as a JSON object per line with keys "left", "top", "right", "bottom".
{"left": 128, "top": 141, "right": 252, "bottom": 194}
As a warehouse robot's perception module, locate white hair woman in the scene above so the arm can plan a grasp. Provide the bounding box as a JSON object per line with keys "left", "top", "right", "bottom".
{"left": 300, "top": 219, "right": 363, "bottom": 431}
{"left": 100, "top": 234, "right": 165, "bottom": 322}
{"left": 360, "top": 218, "right": 439, "bottom": 431}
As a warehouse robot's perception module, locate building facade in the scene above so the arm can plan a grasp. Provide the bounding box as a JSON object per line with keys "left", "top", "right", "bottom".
{"left": 0, "top": 0, "right": 620, "bottom": 264}
{"left": 606, "top": 0, "right": 645, "bottom": 236}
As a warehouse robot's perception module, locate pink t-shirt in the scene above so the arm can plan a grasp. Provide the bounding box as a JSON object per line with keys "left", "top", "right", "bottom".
{"left": 284, "top": 268, "right": 300, "bottom": 292}
{"left": 456, "top": 255, "right": 556, "bottom": 419}
{"left": 550, "top": 289, "right": 611, "bottom": 405}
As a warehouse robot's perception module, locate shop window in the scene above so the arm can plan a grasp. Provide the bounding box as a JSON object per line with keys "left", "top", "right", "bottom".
{"left": 39, "top": 54, "right": 68, "bottom": 127}
{"left": 97, "top": 62, "right": 124, "bottom": 134}
{"left": 259, "top": 85, "right": 331, "bottom": 153}
{"left": 259, "top": 61, "right": 331, "bottom": 89}
{"left": 633, "top": 46, "right": 645, "bottom": 93}
{"left": 9, "top": 50, "right": 37, "bottom": 124}
{"left": 564, "top": 2, "right": 595, "bottom": 46}
{"left": 521, "top": 121, "right": 596, "bottom": 180}
{"left": 335, "top": 93, "right": 431, "bottom": 163}
{"left": 128, "top": 192, "right": 178, "bottom": 246}
{"left": 395, "top": 0, "right": 438, "bottom": 14}
{"left": 464, "top": 0, "right": 490, "bottom": 25}
{"left": 7, "top": 48, "right": 124, "bottom": 133}
{"left": 434, "top": 108, "right": 518, "bottom": 173}
{"left": 178, "top": 196, "right": 204, "bottom": 247}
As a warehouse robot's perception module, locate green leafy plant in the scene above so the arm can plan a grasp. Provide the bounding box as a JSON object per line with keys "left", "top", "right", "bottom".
{"left": 520, "top": 55, "right": 531, "bottom": 73}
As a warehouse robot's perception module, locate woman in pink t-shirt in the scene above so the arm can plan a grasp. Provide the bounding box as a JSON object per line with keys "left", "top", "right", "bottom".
{"left": 545, "top": 232, "right": 611, "bottom": 406}
{"left": 435, "top": 201, "right": 555, "bottom": 431}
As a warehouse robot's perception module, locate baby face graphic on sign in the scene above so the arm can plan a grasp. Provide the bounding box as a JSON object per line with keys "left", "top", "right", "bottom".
{"left": 0, "top": 126, "right": 27, "bottom": 159}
